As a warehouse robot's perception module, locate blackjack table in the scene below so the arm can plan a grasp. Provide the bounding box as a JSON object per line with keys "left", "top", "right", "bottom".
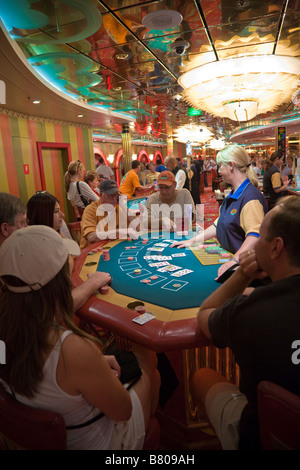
{"left": 72, "top": 232, "right": 237, "bottom": 448}
{"left": 72, "top": 231, "right": 233, "bottom": 353}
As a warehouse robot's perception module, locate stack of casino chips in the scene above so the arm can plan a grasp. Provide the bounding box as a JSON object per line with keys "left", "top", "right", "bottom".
{"left": 100, "top": 285, "right": 110, "bottom": 295}
{"left": 135, "top": 305, "right": 146, "bottom": 314}
{"left": 103, "top": 248, "right": 110, "bottom": 261}
{"left": 99, "top": 275, "right": 112, "bottom": 295}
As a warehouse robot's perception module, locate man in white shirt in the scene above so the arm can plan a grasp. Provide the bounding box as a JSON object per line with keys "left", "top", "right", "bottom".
{"left": 95, "top": 155, "right": 115, "bottom": 180}
{"left": 141, "top": 171, "right": 195, "bottom": 232}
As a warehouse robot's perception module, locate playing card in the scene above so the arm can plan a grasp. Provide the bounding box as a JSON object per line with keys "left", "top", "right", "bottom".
{"left": 132, "top": 313, "right": 155, "bottom": 325}
{"left": 157, "top": 264, "right": 181, "bottom": 272}
{"left": 171, "top": 253, "right": 186, "bottom": 257}
{"left": 171, "top": 269, "right": 193, "bottom": 277}
{"left": 148, "top": 261, "right": 170, "bottom": 268}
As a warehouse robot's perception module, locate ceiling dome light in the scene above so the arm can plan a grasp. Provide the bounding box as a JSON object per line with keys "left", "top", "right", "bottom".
{"left": 173, "top": 124, "right": 213, "bottom": 144}
{"left": 142, "top": 10, "right": 183, "bottom": 30}
{"left": 223, "top": 99, "right": 258, "bottom": 122}
{"left": 179, "top": 55, "right": 300, "bottom": 122}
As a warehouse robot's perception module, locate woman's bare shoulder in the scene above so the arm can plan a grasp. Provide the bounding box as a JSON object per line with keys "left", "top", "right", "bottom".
{"left": 61, "top": 332, "right": 101, "bottom": 363}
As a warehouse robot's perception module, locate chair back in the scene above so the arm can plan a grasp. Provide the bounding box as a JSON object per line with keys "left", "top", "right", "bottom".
{"left": 0, "top": 384, "right": 66, "bottom": 450}
{"left": 0, "top": 383, "right": 160, "bottom": 450}
{"left": 257, "top": 380, "right": 300, "bottom": 450}
{"left": 68, "top": 221, "right": 82, "bottom": 245}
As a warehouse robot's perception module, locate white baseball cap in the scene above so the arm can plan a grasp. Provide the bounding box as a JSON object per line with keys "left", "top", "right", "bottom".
{"left": 0, "top": 225, "right": 80, "bottom": 293}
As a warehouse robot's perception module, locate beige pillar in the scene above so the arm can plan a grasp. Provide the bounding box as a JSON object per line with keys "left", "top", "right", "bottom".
{"left": 122, "top": 123, "right": 132, "bottom": 173}
{"left": 166, "top": 136, "right": 173, "bottom": 157}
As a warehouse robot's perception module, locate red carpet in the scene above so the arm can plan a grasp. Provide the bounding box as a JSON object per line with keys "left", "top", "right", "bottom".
{"left": 200, "top": 187, "right": 219, "bottom": 229}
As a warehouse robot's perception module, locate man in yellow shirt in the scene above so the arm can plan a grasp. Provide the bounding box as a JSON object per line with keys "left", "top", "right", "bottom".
{"left": 119, "top": 160, "right": 155, "bottom": 198}
{"left": 80, "top": 179, "right": 138, "bottom": 249}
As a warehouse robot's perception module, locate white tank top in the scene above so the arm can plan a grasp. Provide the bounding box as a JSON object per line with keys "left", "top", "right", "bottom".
{"left": 13, "top": 330, "right": 115, "bottom": 450}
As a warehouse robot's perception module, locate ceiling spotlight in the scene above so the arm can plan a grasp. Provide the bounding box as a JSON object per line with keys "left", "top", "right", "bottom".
{"left": 142, "top": 10, "right": 183, "bottom": 30}
{"left": 116, "top": 53, "right": 130, "bottom": 60}
{"left": 77, "top": 114, "right": 83, "bottom": 118}
{"left": 32, "top": 99, "right": 41, "bottom": 104}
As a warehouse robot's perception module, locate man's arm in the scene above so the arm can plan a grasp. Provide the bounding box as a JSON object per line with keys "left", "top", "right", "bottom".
{"left": 217, "top": 234, "right": 258, "bottom": 277}
{"left": 272, "top": 173, "right": 289, "bottom": 194}
{"left": 198, "top": 250, "right": 268, "bottom": 338}
{"left": 87, "top": 231, "right": 99, "bottom": 244}
{"left": 72, "top": 271, "right": 112, "bottom": 311}
{"left": 135, "top": 184, "right": 155, "bottom": 195}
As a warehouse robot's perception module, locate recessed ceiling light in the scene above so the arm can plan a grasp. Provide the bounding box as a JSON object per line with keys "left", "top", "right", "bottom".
{"left": 33, "top": 99, "right": 41, "bottom": 104}
{"left": 77, "top": 114, "right": 83, "bottom": 117}
{"left": 116, "top": 53, "right": 130, "bottom": 60}
{"left": 142, "top": 10, "right": 183, "bottom": 30}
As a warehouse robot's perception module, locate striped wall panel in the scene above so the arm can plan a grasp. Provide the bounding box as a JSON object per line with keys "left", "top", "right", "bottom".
{"left": 0, "top": 113, "right": 93, "bottom": 222}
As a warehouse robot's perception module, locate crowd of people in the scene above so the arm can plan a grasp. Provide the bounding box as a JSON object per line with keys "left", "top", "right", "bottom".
{"left": 0, "top": 145, "right": 299, "bottom": 450}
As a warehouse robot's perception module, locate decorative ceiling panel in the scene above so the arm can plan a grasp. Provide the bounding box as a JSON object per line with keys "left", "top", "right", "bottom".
{"left": 0, "top": 0, "right": 299, "bottom": 146}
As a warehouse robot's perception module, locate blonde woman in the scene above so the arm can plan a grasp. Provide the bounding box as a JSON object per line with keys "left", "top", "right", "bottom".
{"left": 64, "top": 160, "right": 99, "bottom": 217}
{"left": 171, "top": 145, "right": 268, "bottom": 276}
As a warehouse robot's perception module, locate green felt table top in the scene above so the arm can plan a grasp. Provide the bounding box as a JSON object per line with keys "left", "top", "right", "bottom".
{"left": 97, "top": 232, "right": 221, "bottom": 310}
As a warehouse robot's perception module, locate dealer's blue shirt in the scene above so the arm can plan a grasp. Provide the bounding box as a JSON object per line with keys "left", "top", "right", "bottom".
{"left": 215, "top": 178, "right": 267, "bottom": 254}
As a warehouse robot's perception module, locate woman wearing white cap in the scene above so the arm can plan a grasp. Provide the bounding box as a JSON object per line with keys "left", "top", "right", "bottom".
{"left": 26, "top": 191, "right": 111, "bottom": 312}
{"left": 0, "top": 226, "right": 160, "bottom": 450}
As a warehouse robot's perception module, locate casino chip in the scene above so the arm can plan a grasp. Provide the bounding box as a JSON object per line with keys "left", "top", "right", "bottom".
{"left": 142, "top": 279, "right": 151, "bottom": 283}
{"left": 173, "top": 283, "right": 181, "bottom": 288}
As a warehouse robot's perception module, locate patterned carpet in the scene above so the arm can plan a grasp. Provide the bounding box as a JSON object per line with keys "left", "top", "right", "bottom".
{"left": 200, "top": 187, "right": 220, "bottom": 229}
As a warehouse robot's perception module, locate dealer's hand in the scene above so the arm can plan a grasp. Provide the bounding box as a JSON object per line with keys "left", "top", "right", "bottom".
{"left": 170, "top": 237, "right": 195, "bottom": 249}
{"left": 281, "top": 175, "right": 289, "bottom": 187}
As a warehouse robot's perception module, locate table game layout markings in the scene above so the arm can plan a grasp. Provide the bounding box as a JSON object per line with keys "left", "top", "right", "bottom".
{"left": 127, "top": 268, "right": 152, "bottom": 279}
{"left": 119, "top": 250, "right": 140, "bottom": 257}
{"left": 116, "top": 237, "right": 196, "bottom": 290}
{"left": 190, "top": 244, "right": 232, "bottom": 265}
{"left": 118, "top": 256, "right": 138, "bottom": 264}
{"left": 139, "top": 274, "right": 167, "bottom": 286}
{"left": 120, "top": 262, "right": 142, "bottom": 272}
{"left": 96, "top": 234, "right": 222, "bottom": 310}
{"left": 161, "top": 280, "right": 188, "bottom": 292}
